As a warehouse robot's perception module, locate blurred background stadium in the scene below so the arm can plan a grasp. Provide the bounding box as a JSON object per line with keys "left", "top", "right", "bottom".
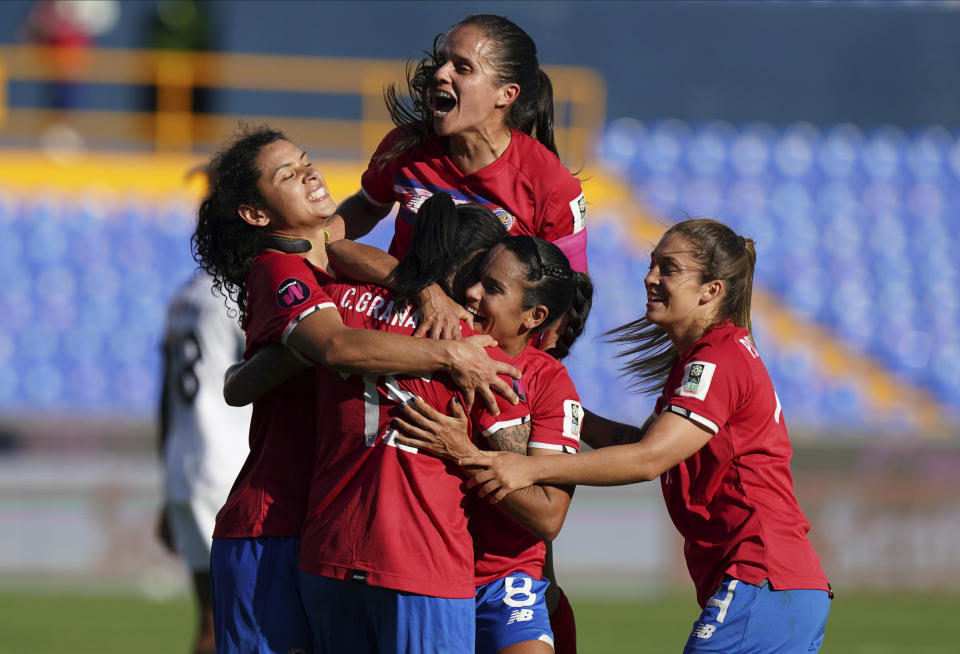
{"left": 1, "top": 1, "right": 958, "bottom": 652}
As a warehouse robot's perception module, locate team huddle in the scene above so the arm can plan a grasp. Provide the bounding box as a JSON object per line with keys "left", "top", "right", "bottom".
{"left": 174, "top": 13, "right": 831, "bottom": 654}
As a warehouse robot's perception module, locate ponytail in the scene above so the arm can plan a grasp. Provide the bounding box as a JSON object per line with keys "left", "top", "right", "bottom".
{"left": 531, "top": 68, "right": 558, "bottom": 157}
{"left": 547, "top": 270, "right": 593, "bottom": 360}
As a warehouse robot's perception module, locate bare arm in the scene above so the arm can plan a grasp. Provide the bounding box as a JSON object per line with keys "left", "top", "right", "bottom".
{"left": 393, "top": 399, "right": 573, "bottom": 541}
{"left": 223, "top": 343, "right": 309, "bottom": 406}
{"left": 580, "top": 409, "right": 654, "bottom": 449}
{"left": 337, "top": 190, "right": 393, "bottom": 240}
{"left": 488, "top": 446, "right": 573, "bottom": 542}
{"left": 326, "top": 239, "right": 471, "bottom": 340}
{"left": 287, "top": 307, "right": 519, "bottom": 413}
{"left": 461, "top": 411, "right": 714, "bottom": 501}
{"left": 326, "top": 238, "right": 398, "bottom": 286}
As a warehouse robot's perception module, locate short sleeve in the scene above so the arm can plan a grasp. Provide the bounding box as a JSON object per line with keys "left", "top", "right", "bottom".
{"left": 359, "top": 127, "right": 406, "bottom": 206}
{"left": 243, "top": 253, "right": 336, "bottom": 358}
{"left": 535, "top": 169, "right": 587, "bottom": 271}
{"left": 663, "top": 343, "right": 740, "bottom": 435}
{"left": 470, "top": 347, "right": 531, "bottom": 437}
{"left": 527, "top": 361, "right": 582, "bottom": 453}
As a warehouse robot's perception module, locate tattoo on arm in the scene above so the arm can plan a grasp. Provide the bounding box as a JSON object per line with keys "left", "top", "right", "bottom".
{"left": 487, "top": 422, "right": 532, "bottom": 455}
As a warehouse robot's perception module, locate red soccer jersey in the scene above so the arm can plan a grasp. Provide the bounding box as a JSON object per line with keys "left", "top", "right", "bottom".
{"left": 655, "top": 321, "right": 830, "bottom": 607}
{"left": 471, "top": 347, "right": 582, "bottom": 585}
{"left": 298, "top": 276, "right": 532, "bottom": 599}
{"left": 360, "top": 127, "right": 588, "bottom": 271}
{"left": 213, "top": 251, "right": 334, "bottom": 539}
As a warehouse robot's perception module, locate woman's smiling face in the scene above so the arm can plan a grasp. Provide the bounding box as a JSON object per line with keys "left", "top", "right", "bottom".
{"left": 253, "top": 139, "right": 336, "bottom": 234}
{"left": 464, "top": 244, "right": 544, "bottom": 353}
{"left": 643, "top": 232, "right": 710, "bottom": 331}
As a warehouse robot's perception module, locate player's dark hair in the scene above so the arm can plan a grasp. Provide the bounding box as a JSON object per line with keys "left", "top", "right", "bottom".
{"left": 498, "top": 236, "right": 593, "bottom": 360}
{"left": 192, "top": 125, "right": 287, "bottom": 321}
{"left": 607, "top": 218, "right": 757, "bottom": 395}
{"left": 379, "top": 14, "right": 558, "bottom": 166}
{"left": 390, "top": 192, "right": 507, "bottom": 303}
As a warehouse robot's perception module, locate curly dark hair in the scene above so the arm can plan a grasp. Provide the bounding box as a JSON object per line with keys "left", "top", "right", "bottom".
{"left": 191, "top": 126, "right": 287, "bottom": 322}
{"left": 377, "top": 14, "right": 558, "bottom": 167}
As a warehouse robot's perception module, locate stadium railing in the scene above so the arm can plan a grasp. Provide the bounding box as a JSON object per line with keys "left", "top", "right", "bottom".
{"left": 0, "top": 45, "right": 605, "bottom": 164}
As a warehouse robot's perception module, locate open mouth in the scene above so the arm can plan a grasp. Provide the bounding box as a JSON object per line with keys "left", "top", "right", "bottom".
{"left": 307, "top": 186, "right": 328, "bottom": 202}
{"left": 432, "top": 90, "right": 456, "bottom": 116}
{"left": 466, "top": 305, "right": 487, "bottom": 325}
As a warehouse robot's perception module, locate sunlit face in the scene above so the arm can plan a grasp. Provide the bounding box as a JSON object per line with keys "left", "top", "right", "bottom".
{"left": 644, "top": 232, "right": 712, "bottom": 331}
{"left": 431, "top": 24, "right": 514, "bottom": 137}
{"left": 252, "top": 139, "right": 336, "bottom": 234}
{"left": 464, "top": 244, "right": 544, "bottom": 351}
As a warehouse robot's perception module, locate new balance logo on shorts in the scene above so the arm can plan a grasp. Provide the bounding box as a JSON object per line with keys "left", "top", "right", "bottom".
{"left": 692, "top": 622, "right": 716, "bottom": 639}
{"left": 507, "top": 609, "right": 535, "bottom": 624}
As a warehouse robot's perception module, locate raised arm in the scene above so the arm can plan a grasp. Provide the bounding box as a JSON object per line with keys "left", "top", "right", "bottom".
{"left": 287, "top": 307, "right": 519, "bottom": 413}
{"left": 461, "top": 411, "right": 714, "bottom": 501}
{"left": 223, "top": 343, "right": 309, "bottom": 406}
{"left": 326, "top": 239, "right": 469, "bottom": 340}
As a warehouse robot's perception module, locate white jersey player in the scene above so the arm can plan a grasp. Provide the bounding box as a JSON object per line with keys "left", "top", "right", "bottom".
{"left": 159, "top": 271, "right": 251, "bottom": 654}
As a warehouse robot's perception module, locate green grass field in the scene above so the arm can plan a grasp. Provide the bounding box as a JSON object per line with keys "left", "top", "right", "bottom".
{"left": 0, "top": 591, "right": 955, "bottom": 653}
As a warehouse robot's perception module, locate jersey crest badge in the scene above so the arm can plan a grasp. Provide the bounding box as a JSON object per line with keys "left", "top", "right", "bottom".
{"left": 569, "top": 193, "right": 586, "bottom": 233}
{"left": 493, "top": 207, "right": 516, "bottom": 231}
{"left": 562, "top": 399, "right": 583, "bottom": 440}
{"left": 276, "top": 278, "right": 311, "bottom": 308}
{"left": 677, "top": 361, "right": 716, "bottom": 401}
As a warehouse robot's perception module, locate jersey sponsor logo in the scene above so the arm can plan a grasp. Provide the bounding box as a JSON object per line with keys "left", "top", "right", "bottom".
{"left": 569, "top": 193, "right": 586, "bottom": 233}
{"left": 507, "top": 608, "right": 535, "bottom": 624}
{"left": 676, "top": 361, "right": 716, "bottom": 401}
{"left": 692, "top": 622, "right": 716, "bottom": 639}
{"left": 563, "top": 399, "right": 583, "bottom": 441}
{"left": 276, "top": 278, "right": 311, "bottom": 308}
{"left": 493, "top": 207, "right": 516, "bottom": 231}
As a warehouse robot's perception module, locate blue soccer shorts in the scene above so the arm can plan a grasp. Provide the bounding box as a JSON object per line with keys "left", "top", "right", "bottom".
{"left": 476, "top": 572, "right": 555, "bottom": 653}
{"left": 298, "top": 571, "right": 474, "bottom": 654}
{"left": 683, "top": 576, "right": 831, "bottom": 653}
{"left": 210, "top": 537, "right": 313, "bottom": 654}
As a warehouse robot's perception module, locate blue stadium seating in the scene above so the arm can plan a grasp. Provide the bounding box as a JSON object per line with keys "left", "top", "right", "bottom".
{"left": 1, "top": 118, "right": 957, "bottom": 433}
{"left": 594, "top": 118, "right": 960, "bottom": 430}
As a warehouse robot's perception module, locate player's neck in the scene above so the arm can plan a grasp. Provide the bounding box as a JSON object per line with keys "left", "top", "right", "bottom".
{"left": 446, "top": 127, "right": 511, "bottom": 175}
{"left": 265, "top": 226, "right": 333, "bottom": 273}
{"left": 499, "top": 336, "right": 527, "bottom": 359}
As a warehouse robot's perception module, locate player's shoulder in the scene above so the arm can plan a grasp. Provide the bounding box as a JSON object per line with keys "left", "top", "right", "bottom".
{"left": 691, "top": 322, "right": 746, "bottom": 356}
{"left": 507, "top": 131, "right": 576, "bottom": 179}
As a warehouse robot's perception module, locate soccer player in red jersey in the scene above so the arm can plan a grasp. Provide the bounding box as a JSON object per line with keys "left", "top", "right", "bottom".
{"left": 461, "top": 219, "right": 833, "bottom": 653}
{"left": 332, "top": 14, "right": 588, "bottom": 350}
{"left": 337, "top": 14, "right": 586, "bottom": 270}
{"left": 395, "top": 236, "right": 592, "bottom": 654}
{"left": 192, "top": 129, "right": 519, "bottom": 654}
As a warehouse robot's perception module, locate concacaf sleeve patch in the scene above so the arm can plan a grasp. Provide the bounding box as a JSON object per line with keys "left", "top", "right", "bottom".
{"left": 569, "top": 193, "right": 586, "bottom": 233}
{"left": 676, "top": 361, "right": 716, "bottom": 401}
{"left": 276, "top": 278, "right": 311, "bottom": 308}
{"left": 563, "top": 399, "right": 583, "bottom": 441}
